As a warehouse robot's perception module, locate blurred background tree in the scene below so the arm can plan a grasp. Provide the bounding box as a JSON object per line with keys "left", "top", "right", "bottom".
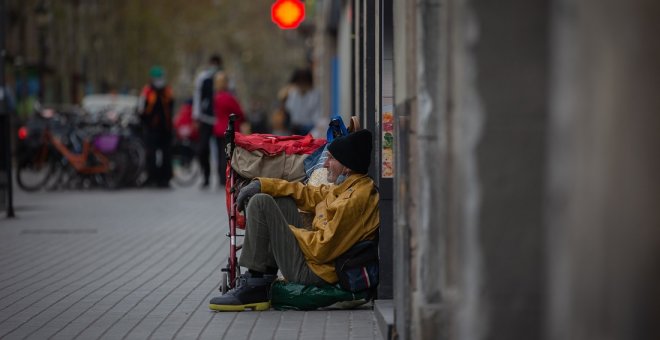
{"left": 4, "top": 0, "right": 310, "bottom": 117}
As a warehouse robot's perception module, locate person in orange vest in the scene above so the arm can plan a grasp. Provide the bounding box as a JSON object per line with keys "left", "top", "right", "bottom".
{"left": 138, "top": 66, "right": 174, "bottom": 188}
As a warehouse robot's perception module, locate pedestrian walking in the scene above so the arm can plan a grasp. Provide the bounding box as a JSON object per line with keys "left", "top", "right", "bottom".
{"left": 270, "top": 83, "right": 293, "bottom": 136}
{"left": 193, "top": 54, "right": 223, "bottom": 188}
{"left": 212, "top": 72, "right": 244, "bottom": 187}
{"left": 173, "top": 98, "right": 199, "bottom": 142}
{"left": 284, "top": 68, "right": 321, "bottom": 136}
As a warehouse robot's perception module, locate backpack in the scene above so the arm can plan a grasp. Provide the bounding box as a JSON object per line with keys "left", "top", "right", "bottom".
{"left": 334, "top": 239, "right": 379, "bottom": 293}
{"left": 200, "top": 75, "right": 215, "bottom": 116}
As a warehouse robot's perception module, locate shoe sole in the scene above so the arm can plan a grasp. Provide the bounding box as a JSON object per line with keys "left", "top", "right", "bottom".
{"left": 208, "top": 301, "right": 270, "bottom": 312}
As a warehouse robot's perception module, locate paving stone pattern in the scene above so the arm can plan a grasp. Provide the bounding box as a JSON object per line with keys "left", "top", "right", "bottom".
{"left": 0, "top": 186, "right": 379, "bottom": 340}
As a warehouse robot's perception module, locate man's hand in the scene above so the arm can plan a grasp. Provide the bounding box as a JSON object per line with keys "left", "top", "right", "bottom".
{"left": 236, "top": 180, "right": 261, "bottom": 212}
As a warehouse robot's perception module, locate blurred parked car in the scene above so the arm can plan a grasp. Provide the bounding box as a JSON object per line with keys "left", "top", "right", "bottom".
{"left": 81, "top": 94, "right": 140, "bottom": 126}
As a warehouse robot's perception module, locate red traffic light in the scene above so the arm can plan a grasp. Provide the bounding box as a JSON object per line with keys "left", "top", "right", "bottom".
{"left": 271, "top": 0, "right": 305, "bottom": 29}
{"left": 18, "top": 126, "right": 28, "bottom": 140}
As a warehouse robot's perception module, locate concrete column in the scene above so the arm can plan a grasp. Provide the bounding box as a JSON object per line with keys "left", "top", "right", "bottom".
{"left": 411, "top": 0, "right": 451, "bottom": 337}
{"left": 465, "top": 0, "right": 551, "bottom": 338}
{"left": 403, "top": 0, "right": 551, "bottom": 338}
{"left": 392, "top": 0, "right": 417, "bottom": 338}
{"left": 546, "top": 1, "right": 660, "bottom": 339}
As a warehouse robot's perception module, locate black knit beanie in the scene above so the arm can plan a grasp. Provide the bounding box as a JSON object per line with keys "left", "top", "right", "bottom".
{"left": 327, "top": 129, "right": 373, "bottom": 174}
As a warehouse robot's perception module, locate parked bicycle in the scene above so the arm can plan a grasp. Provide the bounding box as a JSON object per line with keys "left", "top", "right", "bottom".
{"left": 171, "top": 138, "right": 200, "bottom": 186}
{"left": 16, "top": 107, "right": 128, "bottom": 191}
{"left": 82, "top": 94, "right": 147, "bottom": 188}
{"left": 171, "top": 101, "right": 200, "bottom": 187}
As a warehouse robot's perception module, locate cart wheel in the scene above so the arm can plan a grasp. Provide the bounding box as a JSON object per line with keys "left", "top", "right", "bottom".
{"left": 220, "top": 273, "right": 229, "bottom": 294}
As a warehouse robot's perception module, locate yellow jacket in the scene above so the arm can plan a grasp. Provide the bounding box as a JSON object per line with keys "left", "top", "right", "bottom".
{"left": 258, "top": 174, "right": 380, "bottom": 283}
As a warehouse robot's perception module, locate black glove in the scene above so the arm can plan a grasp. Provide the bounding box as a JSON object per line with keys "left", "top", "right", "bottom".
{"left": 236, "top": 180, "right": 261, "bottom": 212}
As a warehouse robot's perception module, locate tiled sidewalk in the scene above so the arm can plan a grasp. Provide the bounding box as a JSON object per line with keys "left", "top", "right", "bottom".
{"left": 0, "top": 186, "right": 379, "bottom": 339}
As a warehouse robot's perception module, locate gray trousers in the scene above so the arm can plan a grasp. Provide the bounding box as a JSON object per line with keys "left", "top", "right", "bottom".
{"left": 238, "top": 194, "right": 326, "bottom": 286}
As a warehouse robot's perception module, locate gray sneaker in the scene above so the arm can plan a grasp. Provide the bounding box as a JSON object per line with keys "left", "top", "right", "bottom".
{"left": 209, "top": 273, "right": 275, "bottom": 311}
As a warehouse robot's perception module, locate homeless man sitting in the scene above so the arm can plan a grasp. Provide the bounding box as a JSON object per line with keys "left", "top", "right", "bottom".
{"left": 209, "top": 129, "right": 380, "bottom": 311}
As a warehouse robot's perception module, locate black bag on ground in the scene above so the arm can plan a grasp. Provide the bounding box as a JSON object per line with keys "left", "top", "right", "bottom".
{"left": 334, "top": 240, "right": 379, "bottom": 292}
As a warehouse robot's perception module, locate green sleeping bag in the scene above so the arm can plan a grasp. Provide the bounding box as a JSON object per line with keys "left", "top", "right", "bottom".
{"left": 270, "top": 280, "right": 372, "bottom": 311}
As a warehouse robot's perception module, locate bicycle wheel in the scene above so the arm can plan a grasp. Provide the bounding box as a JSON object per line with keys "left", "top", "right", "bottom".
{"left": 121, "top": 137, "right": 147, "bottom": 187}
{"left": 16, "top": 148, "right": 55, "bottom": 192}
{"left": 102, "top": 151, "right": 128, "bottom": 189}
{"left": 43, "top": 157, "right": 67, "bottom": 191}
{"left": 172, "top": 145, "right": 199, "bottom": 186}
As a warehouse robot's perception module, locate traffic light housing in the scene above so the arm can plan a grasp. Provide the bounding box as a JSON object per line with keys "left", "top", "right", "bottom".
{"left": 271, "top": 0, "right": 305, "bottom": 30}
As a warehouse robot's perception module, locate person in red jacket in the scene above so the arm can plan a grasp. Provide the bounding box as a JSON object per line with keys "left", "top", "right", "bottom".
{"left": 173, "top": 99, "right": 199, "bottom": 141}
{"left": 212, "top": 72, "right": 244, "bottom": 186}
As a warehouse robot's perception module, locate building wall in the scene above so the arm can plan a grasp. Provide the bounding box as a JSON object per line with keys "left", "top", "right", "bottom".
{"left": 394, "top": 0, "right": 551, "bottom": 338}
{"left": 314, "top": 0, "right": 396, "bottom": 300}
{"left": 316, "top": 0, "right": 660, "bottom": 339}
{"left": 392, "top": 0, "right": 660, "bottom": 339}
{"left": 546, "top": 1, "right": 660, "bottom": 339}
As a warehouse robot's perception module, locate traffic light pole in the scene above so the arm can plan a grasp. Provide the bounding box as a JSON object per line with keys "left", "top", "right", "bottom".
{"left": 0, "top": 0, "right": 15, "bottom": 218}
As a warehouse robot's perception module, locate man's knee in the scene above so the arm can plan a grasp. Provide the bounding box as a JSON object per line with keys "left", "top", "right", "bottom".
{"left": 246, "top": 195, "right": 299, "bottom": 227}
{"left": 246, "top": 193, "right": 275, "bottom": 213}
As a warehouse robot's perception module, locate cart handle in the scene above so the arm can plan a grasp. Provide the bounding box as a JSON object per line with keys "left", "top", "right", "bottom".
{"left": 225, "top": 113, "right": 237, "bottom": 160}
